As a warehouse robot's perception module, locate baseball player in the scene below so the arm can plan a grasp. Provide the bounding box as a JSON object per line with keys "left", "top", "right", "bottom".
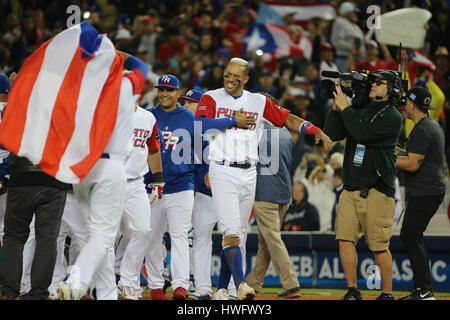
{"left": 180, "top": 89, "right": 216, "bottom": 300}
{"left": 115, "top": 104, "right": 162, "bottom": 300}
{"left": 194, "top": 57, "right": 332, "bottom": 300}
{"left": 144, "top": 74, "right": 195, "bottom": 300}
{"left": 0, "top": 73, "right": 14, "bottom": 248}
{"left": 58, "top": 51, "right": 148, "bottom": 300}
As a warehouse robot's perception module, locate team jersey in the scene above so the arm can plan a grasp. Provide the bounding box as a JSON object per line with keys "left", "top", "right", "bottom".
{"left": 195, "top": 88, "right": 290, "bottom": 163}
{"left": 0, "top": 102, "right": 10, "bottom": 160}
{"left": 194, "top": 137, "right": 211, "bottom": 197}
{"left": 125, "top": 107, "right": 160, "bottom": 180}
{"left": 104, "top": 69, "right": 145, "bottom": 157}
{"left": 147, "top": 104, "right": 195, "bottom": 194}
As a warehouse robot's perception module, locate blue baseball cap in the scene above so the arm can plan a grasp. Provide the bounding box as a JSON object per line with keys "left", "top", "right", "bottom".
{"left": 0, "top": 74, "right": 11, "bottom": 94}
{"left": 182, "top": 89, "right": 203, "bottom": 103}
{"left": 155, "top": 74, "right": 180, "bottom": 91}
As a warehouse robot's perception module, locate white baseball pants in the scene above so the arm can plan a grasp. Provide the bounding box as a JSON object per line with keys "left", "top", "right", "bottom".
{"left": 208, "top": 162, "right": 256, "bottom": 282}
{"left": 191, "top": 192, "right": 216, "bottom": 294}
{"left": 117, "top": 177, "right": 151, "bottom": 293}
{"left": 69, "top": 157, "right": 126, "bottom": 300}
{"left": 145, "top": 190, "right": 194, "bottom": 290}
{"left": 48, "top": 191, "right": 87, "bottom": 293}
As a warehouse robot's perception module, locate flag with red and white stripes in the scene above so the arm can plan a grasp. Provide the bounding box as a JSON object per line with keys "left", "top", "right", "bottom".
{"left": 0, "top": 22, "right": 124, "bottom": 184}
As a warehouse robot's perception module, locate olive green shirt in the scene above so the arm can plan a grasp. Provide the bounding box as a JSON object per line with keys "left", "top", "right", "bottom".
{"left": 324, "top": 100, "right": 403, "bottom": 197}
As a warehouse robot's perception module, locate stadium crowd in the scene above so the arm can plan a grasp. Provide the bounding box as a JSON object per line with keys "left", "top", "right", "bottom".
{"left": 1, "top": 0, "right": 449, "bottom": 232}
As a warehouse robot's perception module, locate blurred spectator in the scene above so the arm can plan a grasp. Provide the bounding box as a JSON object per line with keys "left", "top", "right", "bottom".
{"left": 432, "top": 46, "right": 449, "bottom": 88}
{"left": 330, "top": 167, "right": 343, "bottom": 232}
{"left": 115, "top": 28, "right": 132, "bottom": 51}
{"left": 0, "top": 46, "right": 13, "bottom": 75}
{"left": 352, "top": 39, "right": 389, "bottom": 72}
{"left": 11, "top": 13, "right": 41, "bottom": 70}
{"left": 157, "top": 24, "right": 188, "bottom": 71}
{"left": 427, "top": 6, "right": 450, "bottom": 57}
{"left": 199, "top": 60, "right": 225, "bottom": 91}
{"left": 319, "top": 42, "right": 339, "bottom": 80}
{"left": 309, "top": 16, "right": 331, "bottom": 64}
{"left": 196, "top": 31, "right": 216, "bottom": 69}
{"left": 1, "top": 13, "right": 21, "bottom": 49}
{"left": 280, "top": 87, "right": 322, "bottom": 147}
{"left": 331, "top": 1, "right": 365, "bottom": 72}
{"left": 222, "top": 8, "right": 250, "bottom": 57}
{"left": 251, "top": 68, "right": 278, "bottom": 97}
{"left": 130, "top": 15, "right": 164, "bottom": 66}
{"left": 282, "top": 182, "right": 320, "bottom": 232}
{"left": 293, "top": 152, "right": 335, "bottom": 231}
{"left": 193, "top": 9, "right": 222, "bottom": 48}
{"left": 177, "top": 19, "right": 198, "bottom": 48}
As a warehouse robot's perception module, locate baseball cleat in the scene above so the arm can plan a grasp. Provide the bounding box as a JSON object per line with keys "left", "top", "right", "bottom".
{"left": 57, "top": 283, "right": 81, "bottom": 300}
{"left": 18, "top": 284, "right": 29, "bottom": 298}
{"left": 277, "top": 287, "right": 301, "bottom": 299}
{"left": 212, "top": 288, "right": 229, "bottom": 300}
{"left": 399, "top": 288, "right": 436, "bottom": 300}
{"left": 343, "top": 287, "right": 362, "bottom": 300}
{"left": 118, "top": 285, "right": 139, "bottom": 300}
{"left": 150, "top": 288, "right": 167, "bottom": 300}
{"left": 227, "top": 288, "right": 237, "bottom": 300}
{"left": 187, "top": 289, "right": 212, "bottom": 300}
{"left": 173, "top": 287, "right": 187, "bottom": 300}
{"left": 237, "top": 282, "right": 255, "bottom": 300}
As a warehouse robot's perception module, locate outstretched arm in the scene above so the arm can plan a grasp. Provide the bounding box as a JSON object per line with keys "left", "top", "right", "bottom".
{"left": 284, "top": 113, "right": 332, "bottom": 150}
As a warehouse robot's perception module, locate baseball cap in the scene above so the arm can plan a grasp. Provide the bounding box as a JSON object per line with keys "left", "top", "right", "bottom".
{"left": 291, "top": 87, "right": 310, "bottom": 98}
{"left": 0, "top": 74, "right": 11, "bottom": 94}
{"left": 182, "top": 89, "right": 203, "bottom": 103}
{"left": 407, "top": 86, "right": 434, "bottom": 110}
{"left": 155, "top": 74, "right": 180, "bottom": 91}
{"left": 319, "top": 42, "right": 334, "bottom": 51}
{"left": 339, "top": 2, "right": 360, "bottom": 16}
{"left": 215, "top": 48, "right": 230, "bottom": 59}
{"left": 365, "top": 39, "right": 378, "bottom": 49}
{"left": 372, "top": 70, "right": 399, "bottom": 83}
{"left": 116, "top": 29, "right": 131, "bottom": 41}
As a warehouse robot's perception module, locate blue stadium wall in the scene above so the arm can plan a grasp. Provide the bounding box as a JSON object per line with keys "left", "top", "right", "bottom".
{"left": 210, "top": 232, "right": 450, "bottom": 292}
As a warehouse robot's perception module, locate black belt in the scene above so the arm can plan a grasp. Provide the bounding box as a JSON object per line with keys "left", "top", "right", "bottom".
{"left": 100, "top": 153, "right": 110, "bottom": 159}
{"left": 216, "top": 161, "right": 253, "bottom": 169}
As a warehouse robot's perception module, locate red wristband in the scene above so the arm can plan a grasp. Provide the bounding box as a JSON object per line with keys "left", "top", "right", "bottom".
{"left": 305, "top": 123, "right": 321, "bottom": 135}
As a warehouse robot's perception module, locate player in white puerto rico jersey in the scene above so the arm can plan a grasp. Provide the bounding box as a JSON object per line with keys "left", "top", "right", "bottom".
{"left": 194, "top": 57, "right": 332, "bottom": 300}
{"left": 115, "top": 105, "right": 162, "bottom": 300}
{"left": 58, "top": 52, "right": 148, "bottom": 300}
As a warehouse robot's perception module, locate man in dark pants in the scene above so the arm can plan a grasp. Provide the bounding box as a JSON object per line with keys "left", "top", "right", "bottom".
{"left": 396, "top": 86, "right": 445, "bottom": 300}
{"left": 0, "top": 154, "right": 68, "bottom": 300}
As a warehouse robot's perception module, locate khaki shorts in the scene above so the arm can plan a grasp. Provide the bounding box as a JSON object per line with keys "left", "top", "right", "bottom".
{"left": 335, "top": 188, "right": 395, "bottom": 252}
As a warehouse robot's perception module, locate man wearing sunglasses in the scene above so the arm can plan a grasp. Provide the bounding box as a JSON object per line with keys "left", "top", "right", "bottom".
{"left": 324, "top": 70, "right": 403, "bottom": 300}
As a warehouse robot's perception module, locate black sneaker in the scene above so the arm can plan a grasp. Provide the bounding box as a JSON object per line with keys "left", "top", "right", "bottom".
{"left": 277, "top": 287, "right": 301, "bottom": 299}
{"left": 343, "top": 287, "right": 362, "bottom": 300}
{"left": 376, "top": 292, "right": 395, "bottom": 300}
{"left": 399, "top": 288, "right": 436, "bottom": 300}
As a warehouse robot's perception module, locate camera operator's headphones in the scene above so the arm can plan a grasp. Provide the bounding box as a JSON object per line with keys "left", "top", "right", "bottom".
{"left": 372, "top": 70, "right": 402, "bottom": 104}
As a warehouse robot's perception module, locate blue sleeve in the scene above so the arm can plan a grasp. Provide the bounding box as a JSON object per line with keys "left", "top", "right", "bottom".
{"left": 0, "top": 156, "right": 10, "bottom": 177}
{"left": 195, "top": 116, "right": 236, "bottom": 133}
{"left": 124, "top": 56, "right": 148, "bottom": 81}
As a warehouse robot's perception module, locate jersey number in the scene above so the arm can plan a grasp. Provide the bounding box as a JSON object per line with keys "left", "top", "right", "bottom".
{"left": 161, "top": 131, "right": 179, "bottom": 151}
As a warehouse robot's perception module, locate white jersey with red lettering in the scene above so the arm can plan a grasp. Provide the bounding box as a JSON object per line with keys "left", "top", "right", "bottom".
{"left": 125, "top": 107, "right": 160, "bottom": 180}
{"left": 196, "top": 88, "right": 290, "bottom": 163}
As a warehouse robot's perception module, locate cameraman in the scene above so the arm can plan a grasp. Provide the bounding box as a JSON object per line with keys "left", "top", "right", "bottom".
{"left": 323, "top": 71, "right": 403, "bottom": 300}
{"left": 396, "top": 87, "right": 445, "bottom": 300}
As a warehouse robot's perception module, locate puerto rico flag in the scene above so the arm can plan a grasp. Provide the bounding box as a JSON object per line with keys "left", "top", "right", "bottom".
{"left": 0, "top": 22, "right": 124, "bottom": 184}
{"left": 243, "top": 23, "right": 305, "bottom": 59}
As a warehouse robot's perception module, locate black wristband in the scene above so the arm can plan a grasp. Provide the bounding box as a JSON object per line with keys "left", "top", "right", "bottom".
{"left": 152, "top": 172, "right": 163, "bottom": 183}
